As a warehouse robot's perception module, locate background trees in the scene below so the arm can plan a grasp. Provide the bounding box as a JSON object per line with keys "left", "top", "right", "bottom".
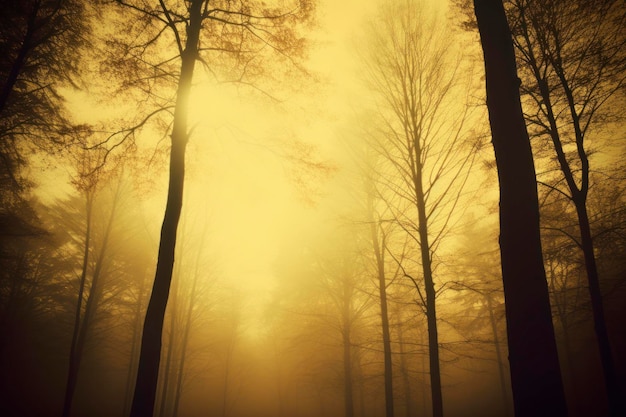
{"left": 0, "top": 1, "right": 624, "bottom": 417}
{"left": 0, "top": 1, "right": 90, "bottom": 338}
{"left": 507, "top": 1, "right": 626, "bottom": 414}
{"left": 0, "top": 0, "right": 88, "bottom": 228}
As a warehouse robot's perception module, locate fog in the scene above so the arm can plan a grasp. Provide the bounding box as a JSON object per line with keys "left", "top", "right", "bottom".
{"left": 1, "top": 1, "right": 625, "bottom": 417}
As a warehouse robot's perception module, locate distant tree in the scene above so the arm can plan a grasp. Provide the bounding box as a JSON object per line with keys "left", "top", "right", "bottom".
{"left": 59, "top": 162, "right": 131, "bottom": 417}
{"left": 305, "top": 229, "right": 373, "bottom": 417}
{"left": 349, "top": 142, "right": 397, "bottom": 417}
{"left": 365, "top": 177, "right": 395, "bottom": 417}
{"left": 0, "top": 204, "right": 73, "bottom": 415}
{"left": 270, "top": 222, "right": 375, "bottom": 417}
{"left": 448, "top": 244, "right": 513, "bottom": 417}
{"left": 472, "top": 0, "right": 568, "bottom": 416}
{"left": 97, "top": 1, "right": 315, "bottom": 415}
{"left": 0, "top": 199, "right": 53, "bottom": 356}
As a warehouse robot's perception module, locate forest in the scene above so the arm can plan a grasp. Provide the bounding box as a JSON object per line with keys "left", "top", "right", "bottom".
{"left": 0, "top": 0, "right": 624, "bottom": 416}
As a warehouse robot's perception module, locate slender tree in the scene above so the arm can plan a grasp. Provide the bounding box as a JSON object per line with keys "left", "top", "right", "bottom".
{"left": 360, "top": 2, "right": 478, "bottom": 415}
{"left": 62, "top": 167, "right": 127, "bottom": 417}
{"left": 357, "top": 148, "right": 395, "bottom": 417}
{"left": 99, "top": 2, "right": 314, "bottom": 415}
{"left": 367, "top": 201, "right": 394, "bottom": 417}
{"left": 473, "top": 0, "right": 568, "bottom": 416}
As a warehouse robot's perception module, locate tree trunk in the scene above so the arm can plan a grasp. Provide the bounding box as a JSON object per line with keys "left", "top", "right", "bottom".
{"left": 396, "top": 314, "right": 414, "bottom": 417}
{"left": 523, "top": 19, "right": 622, "bottom": 411}
{"left": 129, "top": 2, "right": 202, "bottom": 416}
{"left": 473, "top": 1, "right": 568, "bottom": 416}
{"left": 61, "top": 190, "right": 93, "bottom": 417}
{"left": 342, "top": 277, "right": 355, "bottom": 417}
{"left": 575, "top": 201, "right": 623, "bottom": 417}
{"left": 412, "top": 157, "right": 443, "bottom": 417}
{"left": 63, "top": 180, "right": 121, "bottom": 417}
{"left": 157, "top": 278, "right": 179, "bottom": 417}
{"left": 342, "top": 324, "right": 355, "bottom": 417}
{"left": 172, "top": 230, "right": 204, "bottom": 417}
{"left": 369, "top": 215, "right": 394, "bottom": 417}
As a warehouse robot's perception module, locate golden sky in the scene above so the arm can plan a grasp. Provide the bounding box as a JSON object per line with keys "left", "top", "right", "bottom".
{"left": 34, "top": 0, "right": 459, "bottom": 322}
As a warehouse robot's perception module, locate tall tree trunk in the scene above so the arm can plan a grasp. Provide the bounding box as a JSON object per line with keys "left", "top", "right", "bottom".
{"left": 157, "top": 276, "right": 179, "bottom": 417}
{"left": 172, "top": 226, "right": 204, "bottom": 417}
{"left": 412, "top": 160, "right": 443, "bottom": 417}
{"left": 129, "top": 2, "right": 202, "bottom": 416}
{"left": 369, "top": 215, "right": 394, "bottom": 417}
{"left": 575, "top": 201, "right": 623, "bottom": 417}
{"left": 355, "top": 353, "right": 366, "bottom": 417}
{"left": 171, "top": 288, "right": 192, "bottom": 417}
{"left": 342, "top": 324, "right": 355, "bottom": 417}
{"left": 515, "top": 7, "right": 622, "bottom": 413}
{"left": 522, "top": 16, "right": 622, "bottom": 410}
{"left": 61, "top": 190, "right": 93, "bottom": 417}
{"left": 473, "top": 1, "right": 568, "bottom": 416}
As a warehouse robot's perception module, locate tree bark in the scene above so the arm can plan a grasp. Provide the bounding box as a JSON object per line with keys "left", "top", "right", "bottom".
{"left": 157, "top": 278, "right": 178, "bottom": 417}
{"left": 129, "top": 1, "right": 202, "bottom": 416}
{"left": 473, "top": 1, "right": 568, "bottom": 416}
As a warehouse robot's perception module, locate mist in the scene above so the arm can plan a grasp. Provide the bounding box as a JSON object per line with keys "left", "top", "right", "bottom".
{"left": 1, "top": 1, "right": 625, "bottom": 417}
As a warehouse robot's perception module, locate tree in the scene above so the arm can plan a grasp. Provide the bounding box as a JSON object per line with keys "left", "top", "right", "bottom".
{"left": 269, "top": 220, "right": 376, "bottom": 417}
{"left": 365, "top": 176, "right": 395, "bottom": 417}
{"left": 0, "top": 0, "right": 88, "bottom": 211}
{"left": 472, "top": 0, "right": 568, "bottom": 416}
{"left": 360, "top": 2, "right": 478, "bottom": 415}
{"left": 507, "top": 1, "right": 626, "bottom": 414}
{"left": 99, "top": 2, "right": 315, "bottom": 415}
{"left": 59, "top": 160, "right": 132, "bottom": 417}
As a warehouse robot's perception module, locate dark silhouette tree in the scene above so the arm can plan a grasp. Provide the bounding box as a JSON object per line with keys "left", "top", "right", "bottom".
{"left": 0, "top": 1, "right": 89, "bottom": 300}
{"left": 507, "top": 2, "right": 626, "bottom": 414}
{"left": 472, "top": 0, "right": 568, "bottom": 416}
{"left": 0, "top": 0, "right": 88, "bottom": 204}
